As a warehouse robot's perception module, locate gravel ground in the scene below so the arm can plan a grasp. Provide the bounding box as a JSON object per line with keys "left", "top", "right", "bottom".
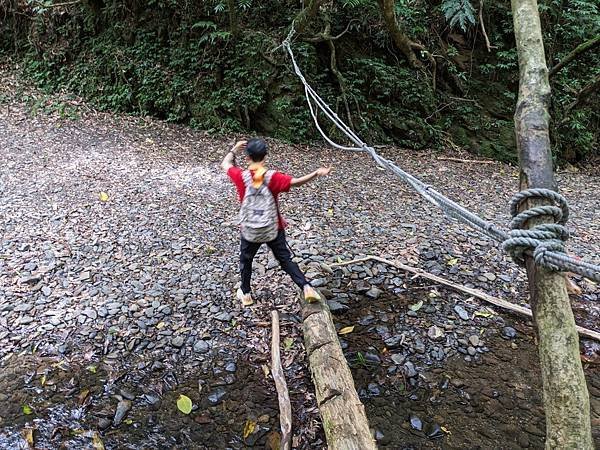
{"left": 0, "top": 74, "right": 598, "bottom": 448}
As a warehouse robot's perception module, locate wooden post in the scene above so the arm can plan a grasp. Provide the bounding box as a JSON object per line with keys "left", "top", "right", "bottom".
{"left": 511, "top": 0, "right": 593, "bottom": 448}
{"left": 302, "top": 301, "right": 377, "bottom": 450}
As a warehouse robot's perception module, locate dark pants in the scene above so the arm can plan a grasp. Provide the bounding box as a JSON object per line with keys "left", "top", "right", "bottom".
{"left": 240, "top": 230, "right": 308, "bottom": 294}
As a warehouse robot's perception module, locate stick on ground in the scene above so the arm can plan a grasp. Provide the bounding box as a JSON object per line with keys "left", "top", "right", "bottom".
{"left": 331, "top": 256, "right": 600, "bottom": 342}
{"left": 271, "top": 310, "right": 292, "bottom": 450}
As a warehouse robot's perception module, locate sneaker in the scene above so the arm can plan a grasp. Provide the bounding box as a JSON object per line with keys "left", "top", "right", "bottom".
{"left": 236, "top": 288, "right": 254, "bottom": 307}
{"left": 303, "top": 285, "right": 321, "bottom": 303}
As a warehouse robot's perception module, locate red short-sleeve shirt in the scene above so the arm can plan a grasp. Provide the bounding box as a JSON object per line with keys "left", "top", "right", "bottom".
{"left": 227, "top": 167, "right": 292, "bottom": 229}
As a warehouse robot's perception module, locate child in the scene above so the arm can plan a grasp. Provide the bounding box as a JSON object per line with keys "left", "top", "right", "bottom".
{"left": 221, "top": 138, "right": 331, "bottom": 306}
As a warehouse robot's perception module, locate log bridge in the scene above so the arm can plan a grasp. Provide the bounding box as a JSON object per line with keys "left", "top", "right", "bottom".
{"left": 301, "top": 300, "right": 377, "bottom": 450}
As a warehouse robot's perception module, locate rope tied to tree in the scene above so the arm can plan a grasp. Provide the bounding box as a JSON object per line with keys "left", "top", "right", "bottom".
{"left": 280, "top": 29, "right": 600, "bottom": 284}
{"left": 503, "top": 189, "right": 570, "bottom": 269}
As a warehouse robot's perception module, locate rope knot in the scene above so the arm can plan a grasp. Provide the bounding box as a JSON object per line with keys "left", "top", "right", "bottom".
{"left": 502, "top": 188, "right": 570, "bottom": 270}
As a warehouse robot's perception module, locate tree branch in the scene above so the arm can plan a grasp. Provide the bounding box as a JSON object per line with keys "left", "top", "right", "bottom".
{"left": 478, "top": 0, "right": 495, "bottom": 52}
{"left": 331, "top": 256, "right": 600, "bottom": 342}
{"left": 37, "top": 0, "right": 81, "bottom": 8}
{"left": 304, "top": 23, "right": 356, "bottom": 128}
{"left": 560, "top": 73, "right": 600, "bottom": 124}
{"left": 332, "top": 19, "right": 358, "bottom": 40}
{"left": 549, "top": 35, "right": 600, "bottom": 78}
{"left": 377, "top": 0, "right": 422, "bottom": 68}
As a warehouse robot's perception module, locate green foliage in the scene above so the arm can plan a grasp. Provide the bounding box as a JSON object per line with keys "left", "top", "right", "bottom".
{"left": 441, "top": 0, "right": 476, "bottom": 32}
{"left": 341, "top": 0, "right": 370, "bottom": 8}
{"left": 1, "top": 0, "right": 598, "bottom": 161}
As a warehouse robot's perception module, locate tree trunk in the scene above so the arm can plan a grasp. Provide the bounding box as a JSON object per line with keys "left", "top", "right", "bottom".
{"left": 226, "top": 0, "right": 239, "bottom": 37}
{"left": 511, "top": 0, "right": 593, "bottom": 448}
{"left": 377, "top": 0, "right": 422, "bottom": 68}
{"left": 302, "top": 301, "right": 376, "bottom": 450}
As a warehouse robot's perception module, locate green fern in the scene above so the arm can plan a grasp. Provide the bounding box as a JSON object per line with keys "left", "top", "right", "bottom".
{"left": 341, "top": 0, "right": 369, "bottom": 8}
{"left": 441, "top": 0, "right": 476, "bottom": 32}
{"left": 238, "top": 0, "right": 252, "bottom": 10}
{"left": 191, "top": 21, "right": 217, "bottom": 31}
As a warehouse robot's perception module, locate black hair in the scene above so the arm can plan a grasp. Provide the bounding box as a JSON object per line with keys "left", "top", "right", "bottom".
{"left": 245, "top": 138, "right": 268, "bottom": 162}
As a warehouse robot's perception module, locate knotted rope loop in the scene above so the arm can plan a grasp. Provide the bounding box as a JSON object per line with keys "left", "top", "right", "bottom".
{"left": 503, "top": 189, "right": 570, "bottom": 269}
{"left": 510, "top": 188, "right": 569, "bottom": 226}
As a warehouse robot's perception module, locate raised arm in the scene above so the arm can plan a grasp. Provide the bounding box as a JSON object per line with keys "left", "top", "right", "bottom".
{"left": 221, "top": 140, "right": 247, "bottom": 172}
{"left": 290, "top": 166, "right": 331, "bottom": 187}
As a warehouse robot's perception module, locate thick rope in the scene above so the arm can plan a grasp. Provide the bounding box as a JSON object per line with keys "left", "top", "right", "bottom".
{"left": 281, "top": 34, "right": 600, "bottom": 283}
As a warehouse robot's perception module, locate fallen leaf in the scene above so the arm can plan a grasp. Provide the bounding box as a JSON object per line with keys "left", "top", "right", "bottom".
{"left": 22, "top": 427, "right": 35, "bottom": 448}
{"left": 52, "top": 361, "right": 68, "bottom": 370}
{"left": 124, "top": 419, "right": 133, "bottom": 425}
{"left": 441, "top": 426, "right": 451, "bottom": 434}
{"left": 338, "top": 325, "right": 355, "bottom": 335}
{"left": 261, "top": 364, "right": 270, "bottom": 378}
{"left": 99, "top": 192, "right": 109, "bottom": 202}
{"left": 446, "top": 258, "right": 458, "bottom": 266}
{"left": 265, "top": 431, "right": 281, "bottom": 449}
{"left": 156, "top": 322, "right": 166, "bottom": 330}
{"left": 409, "top": 300, "right": 423, "bottom": 312}
{"left": 243, "top": 419, "right": 257, "bottom": 439}
{"left": 22, "top": 405, "right": 33, "bottom": 415}
{"left": 474, "top": 309, "right": 493, "bottom": 318}
{"left": 40, "top": 374, "right": 46, "bottom": 387}
{"left": 91, "top": 431, "right": 105, "bottom": 450}
{"left": 77, "top": 388, "right": 90, "bottom": 405}
{"left": 283, "top": 337, "right": 293, "bottom": 351}
{"left": 327, "top": 208, "right": 334, "bottom": 217}
{"left": 86, "top": 365, "right": 97, "bottom": 374}
{"left": 176, "top": 394, "right": 193, "bottom": 414}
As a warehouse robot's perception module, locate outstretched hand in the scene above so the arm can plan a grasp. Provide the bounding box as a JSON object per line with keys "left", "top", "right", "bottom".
{"left": 316, "top": 166, "right": 332, "bottom": 177}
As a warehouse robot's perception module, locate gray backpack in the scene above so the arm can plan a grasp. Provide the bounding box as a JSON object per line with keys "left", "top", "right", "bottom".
{"left": 239, "top": 169, "right": 278, "bottom": 243}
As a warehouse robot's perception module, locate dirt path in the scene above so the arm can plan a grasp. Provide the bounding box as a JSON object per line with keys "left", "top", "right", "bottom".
{"left": 0, "top": 86, "right": 598, "bottom": 449}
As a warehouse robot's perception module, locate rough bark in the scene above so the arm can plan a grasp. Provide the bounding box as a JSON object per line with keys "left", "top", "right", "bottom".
{"left": 511, "top": 0, "right": 593, "bottom": 448}
{"left": 549, "top": 35, "right": 600, "bottom": 78}
{"left": 302, "top": 301, "right": 376, "bottom": 450}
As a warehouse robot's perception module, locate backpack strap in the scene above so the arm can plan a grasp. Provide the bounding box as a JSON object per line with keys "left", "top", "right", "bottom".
{"left": 242, "top": 170, "right": 253, "bottom": 188}
{"left": 264, "top": 170, "right": 275, "bottom": 187}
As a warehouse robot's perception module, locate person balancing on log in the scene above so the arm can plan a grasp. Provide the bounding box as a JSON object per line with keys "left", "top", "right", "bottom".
{"left": 221, "top": 138, "right": 331, "bottom": 306}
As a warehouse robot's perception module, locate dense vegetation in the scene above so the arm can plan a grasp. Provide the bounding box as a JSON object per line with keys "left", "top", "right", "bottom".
{"left": 1, "top": 0, "right": 598, "bottom": 162}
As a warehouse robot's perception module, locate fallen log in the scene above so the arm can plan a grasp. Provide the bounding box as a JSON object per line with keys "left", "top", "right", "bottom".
{"left": 331, "top": 256, "right": 600, "bottom": 342}
{"left": 301, "top": 301, "right": 377, "bottom": 450}
{"left": 271, "top": 310, "right": 292, "bottom": 450}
